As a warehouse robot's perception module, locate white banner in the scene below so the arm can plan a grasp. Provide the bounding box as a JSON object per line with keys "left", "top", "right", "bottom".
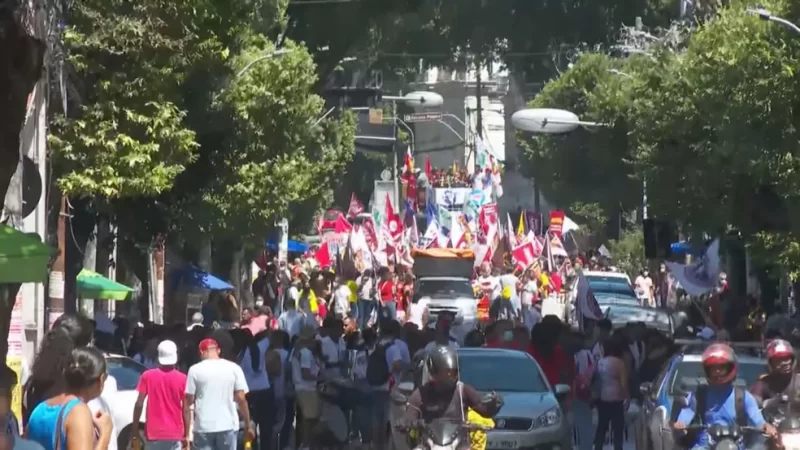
{"left": 434, "top": 187, "right": 471, "bottom": 209}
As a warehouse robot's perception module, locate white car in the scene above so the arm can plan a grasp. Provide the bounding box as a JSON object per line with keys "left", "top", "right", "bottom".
{"left": 102, "top": 355, "right": 148, "bottom": 450}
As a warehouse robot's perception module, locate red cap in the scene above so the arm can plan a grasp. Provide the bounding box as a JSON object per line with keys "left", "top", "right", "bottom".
{"left": 198, "top": 338, "right": 218, "bottom": 352}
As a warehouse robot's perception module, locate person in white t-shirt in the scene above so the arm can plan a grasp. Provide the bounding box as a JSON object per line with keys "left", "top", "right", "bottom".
{"left": 499, "top": 271, "right": 521, "bottom": 312}
{"left": 474, "top": 263, "right": 499, "bottom": 298}
{"left": 406, "top": 293, "right": 430, "bottom": 330}
{"left": 185, "top": 338, "right": 252, "bottom": 450}
{"left": 332, "top": 277, "right": 351, "bottom": 319}
{"left": 634, "top": 269, "right": 654, "bottom": 307}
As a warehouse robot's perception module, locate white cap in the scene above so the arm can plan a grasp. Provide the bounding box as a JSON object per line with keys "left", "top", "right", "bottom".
{"left": 157, "top": 340, "right": 179, "bottom": 365}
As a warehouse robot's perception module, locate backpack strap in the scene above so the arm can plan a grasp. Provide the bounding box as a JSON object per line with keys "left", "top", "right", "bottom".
{"left": 694, "top": 385, "right": 708, "bottom": 425}
{"left": 734, "top": 386, "right": 746, "bottom": 427}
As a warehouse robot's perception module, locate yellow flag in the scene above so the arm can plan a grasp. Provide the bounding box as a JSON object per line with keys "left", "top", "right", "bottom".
{"left": 308, "top": 289, "right": 318, "bottom": 313}
{"left": 517, "top": 213, "right": 525, "bottom": 237}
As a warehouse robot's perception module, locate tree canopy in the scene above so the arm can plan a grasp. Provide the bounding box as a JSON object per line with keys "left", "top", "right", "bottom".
{"left": 48, "top": 0, "right": 356, "bottom": 247}
{"left": 518, "top": 0, "right": 800, "bottom": 273}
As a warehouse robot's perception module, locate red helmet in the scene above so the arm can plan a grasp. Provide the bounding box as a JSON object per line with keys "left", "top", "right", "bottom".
{"left": 766, "top": 339, "right": 795, "bottom": 374}
{"left": 701, "top": 343, "right": 738, "bottom": 385}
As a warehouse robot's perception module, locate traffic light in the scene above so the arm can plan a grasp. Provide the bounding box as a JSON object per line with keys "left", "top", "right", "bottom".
{"left": 643, "top": 218, "right": 675, "bottom": 259}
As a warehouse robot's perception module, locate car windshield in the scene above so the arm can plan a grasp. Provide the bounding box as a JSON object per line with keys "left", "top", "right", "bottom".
{"left": 106, "top": 357, "right": 146, "bottom": 391}
{"left": 607, "top": 306, "right": 670, "bottom": 325}
{"left": 588, "top": 281, "right": 636, "bottom": 296}
{"left": 459, "top": 354, "right": 549, "bottom": 392}
{"left": 667, "top": 361, "right": 765, "bottom": 395}
{"left": 417, "top": 279, "right": 473, "bottom": 298}
{"left": 594, "top": 293, "right": 639, "bottom": 306}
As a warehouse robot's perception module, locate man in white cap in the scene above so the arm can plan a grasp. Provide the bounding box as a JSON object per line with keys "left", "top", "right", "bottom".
{"left": 132, "top": 340, "right": 189, "bottom": 450}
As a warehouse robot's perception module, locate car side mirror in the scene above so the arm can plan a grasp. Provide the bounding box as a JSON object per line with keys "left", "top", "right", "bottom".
{"left": 639, "top": 382, "right": 653, "bottom": 397}
{"left": 391, "top": 390, "right": 408, "bottom": 405}
{"left": 554, "top": 384, "right": 571, "bottom": 398}
{"left": 674, "top": 394, "right": 689, "bottom": 409}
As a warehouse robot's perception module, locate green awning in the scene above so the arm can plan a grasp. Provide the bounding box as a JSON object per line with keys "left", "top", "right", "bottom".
{"left": 76, "top": 269, "right": 133, "bottom": 300}
{"left": 0, "top": 224, "right": 52, "bottom": 283}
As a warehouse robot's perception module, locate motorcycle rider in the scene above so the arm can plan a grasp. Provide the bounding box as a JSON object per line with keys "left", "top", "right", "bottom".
{"left": 750, "top": 339, "right": 799, "bottom": 405}
{"left": 674, "top": 343, "right": 777, "bottom": 449}
{"left": 403, "top": 345, "right": 502, "bottom": 429}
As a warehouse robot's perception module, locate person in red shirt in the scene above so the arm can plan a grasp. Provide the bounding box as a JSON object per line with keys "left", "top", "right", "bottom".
{"left": 378, "top": 267, "right": 397, "bottom": 321}
{"left": 529, "top": 318, "right": 572, "bottom": 387}
{"left": 132, "top": 340, "right": 188, "bottom": 450}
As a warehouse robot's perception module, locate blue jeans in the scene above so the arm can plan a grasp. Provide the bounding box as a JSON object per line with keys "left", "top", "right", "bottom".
{"left": 147, "top": 441, "right": 181, "bottom": 450}
{"left": 571, "top": 400, "right": 593, "bottom": 450}
{"left": 194, "top": 430, "right": 237, "bottom": 450}
{"left": 356, "top": 389, "right": 390, "bottom": 443}
{"left": 380, "top": 301, "right": 397, "bottom": 321}
{"left": 349, "top": 302, "right": 358, "bottom": 322}
{"left": 359, "top": 300, "right": 376, "bottom": 328}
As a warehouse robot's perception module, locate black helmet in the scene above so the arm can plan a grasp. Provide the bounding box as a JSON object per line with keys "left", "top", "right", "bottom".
{"left": 426, "top": 345, "right": 459, "bottom": 387}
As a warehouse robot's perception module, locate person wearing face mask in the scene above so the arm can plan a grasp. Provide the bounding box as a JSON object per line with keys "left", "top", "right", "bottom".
{"left": 634, "top": 268, "right": 654, "bottom": 308}
{"left": 403, "top": 346, "right": 502, "bottom": 427}
{"left": 749, "top": 339, "right": 800, "bottom": 405}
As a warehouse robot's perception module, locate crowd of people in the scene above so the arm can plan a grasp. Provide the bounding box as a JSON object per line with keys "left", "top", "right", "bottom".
{"left": 3, "top": 248, "right": 798, "bottom": 450}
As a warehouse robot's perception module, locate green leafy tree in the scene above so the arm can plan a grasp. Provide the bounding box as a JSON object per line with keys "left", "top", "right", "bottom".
{"left": 517, "top": 53, "right": 643, "bottom": 229}
{"left": 203, "top": 37, "right": 356, "bottom": 242}
{"left": 608, "top": 228, "right": 646, "bottom": 279}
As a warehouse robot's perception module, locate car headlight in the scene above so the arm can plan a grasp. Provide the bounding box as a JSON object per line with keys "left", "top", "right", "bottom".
{"left": 533, "top": 407, "right": 561, "bottom": 428}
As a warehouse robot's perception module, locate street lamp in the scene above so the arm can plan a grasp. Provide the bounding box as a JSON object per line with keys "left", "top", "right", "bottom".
{"left": 235, "top": 49, "right": 292, "bottom": 79}
{"left": 383, "top": 91, "right": 444, "bottom": 108}
{"left": 511, "top": 108, "right": 605, "bottom": 134}
{"left": 747, "top": 8, "right": 800, "bottom": 35}
{"left": 511, "top": 107, "right": 610, "bottom": 213}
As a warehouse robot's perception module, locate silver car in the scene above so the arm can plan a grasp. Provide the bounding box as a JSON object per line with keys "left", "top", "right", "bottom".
{"left": 390, "top": 348, "right": 571, "bottom": 450}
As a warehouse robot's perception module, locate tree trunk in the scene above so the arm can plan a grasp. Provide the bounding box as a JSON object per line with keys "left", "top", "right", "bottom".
{"left": 0, "top": 8, "right": 46, "bottom": 364}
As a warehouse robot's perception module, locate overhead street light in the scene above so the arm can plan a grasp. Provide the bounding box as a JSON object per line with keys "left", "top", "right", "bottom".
{"left": 747, "top": 8, "right": 800, "bottom": 36}
{"left": 511, "top": 108, "right": 606, "bottom": 134}
{"left": 383, "top": 91, "right": 444, "bottom": 108}
{"left": 235, "top": 49, "right": 292, "bottom": 79}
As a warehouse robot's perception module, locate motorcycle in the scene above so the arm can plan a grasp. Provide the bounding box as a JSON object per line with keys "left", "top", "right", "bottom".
{"left": 315, "top": 378, "right": 360, "bottom": 448}
{"left": 681, "top": 424, "right": 764, "bottom": 450}
{"left": 763, "top": 395, "right": 800, "bottom": 450}
{"left": 397, "top": 418, "right": 493, "bottom": 450}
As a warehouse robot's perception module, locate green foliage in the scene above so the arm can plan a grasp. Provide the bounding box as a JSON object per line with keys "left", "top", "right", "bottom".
{"left": 608, "top": 228, "right": 646, "bottom": 279}
{"left": 518, "top": 53, "right": 642, "bottom": 223}
{"left": 569, "top": 201, "right": 608, "bottom": 236}
{"left": 204, "top": 38, "right": 356, "bottom": 241}
{"left": 47, "top": 0, "right": 226, "bottom": 199}
{"left": 520, "top": 0, "right": 800, "bottom": 270}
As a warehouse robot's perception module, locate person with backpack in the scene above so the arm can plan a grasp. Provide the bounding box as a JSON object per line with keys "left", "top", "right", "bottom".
{"left": 364, "top": 320, "right": 403, "bottom": 448}
{"left": 571, "top": 333, "right": 596, "bottom": 450}
{"left": 673, "top": 343, "right": 777, "bottom": 450}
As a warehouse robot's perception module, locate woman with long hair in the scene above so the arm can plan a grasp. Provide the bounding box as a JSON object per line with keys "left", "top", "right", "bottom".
{"left": 238, "top": 328, "right": 275, "bottom": 450}
{"left": 26, "top": 347, "right": 113, "bottom": 450}
{"left": 593, "top": 335, "right": 629, "bottom": 450}
{"left": 24, "top": 314, "right": 94, "bottom": 425}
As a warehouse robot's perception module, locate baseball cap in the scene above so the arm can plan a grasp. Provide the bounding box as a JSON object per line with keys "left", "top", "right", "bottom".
{"left": 157, "top": 340, "right": 179, "bottom": 365}
{"left": 198, "top": 338, "right": 219, "bottom": 353}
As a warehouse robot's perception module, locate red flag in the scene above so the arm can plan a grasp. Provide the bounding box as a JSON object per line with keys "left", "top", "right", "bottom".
{"left": 425, "top": 156, "right": 433, "bottom": 179}
{"left": 361, "top": 217, "right": 378, "bottom": 250}
{"left": 314, "top": 243, "right": 332, "bottom": 268}
{"left": 385, "top": 193, "right": 395, "bottom": 218}
{"left": 511, "top": 241, "right": 538, "bottom": 272}
{"left": 346, "top": 193, "right": 365, "bottom": 219}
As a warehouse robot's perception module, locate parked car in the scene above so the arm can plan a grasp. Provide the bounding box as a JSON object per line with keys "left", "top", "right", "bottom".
{"left": 101, "top": 355, "right": 148, "bottom": 450}
{"left": 633, "top": 346, "right": 766, "bottom": 450}
{"left": 390, "top": 348, "right": 571, "bottom": 450}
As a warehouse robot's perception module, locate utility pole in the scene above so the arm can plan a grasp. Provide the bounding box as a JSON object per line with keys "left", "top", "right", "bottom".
{"left": 475, "top": 61, "right": 483, "bottom": 140}
{"left": 49, "top": 196, "right": 66, "bottom": 328}
{"left": 392, "top": 98, "right": 399, "bottom": 210}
